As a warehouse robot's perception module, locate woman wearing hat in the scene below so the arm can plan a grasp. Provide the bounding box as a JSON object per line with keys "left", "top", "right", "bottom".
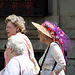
{"left": 4, "top": 14, "right": 34, "bottom": 66}
{"left": 32, "top": 21, "right": 72, "bottom": 75}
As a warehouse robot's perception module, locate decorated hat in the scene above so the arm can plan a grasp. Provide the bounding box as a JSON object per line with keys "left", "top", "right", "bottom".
{"left": 32, "top": 20, "right": 72, "bottom": 53}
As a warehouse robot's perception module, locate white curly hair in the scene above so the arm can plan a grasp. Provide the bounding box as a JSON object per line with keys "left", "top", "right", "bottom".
{"left": 7, "top": 35, "right": 26, "bottom": 55}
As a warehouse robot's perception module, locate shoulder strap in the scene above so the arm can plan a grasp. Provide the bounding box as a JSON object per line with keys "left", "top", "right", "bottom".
{"left": 40, "top": 45, "right": 50, "bottom": 71}
{"left": 52, "top": 61, "right": 57, "bottom": 71}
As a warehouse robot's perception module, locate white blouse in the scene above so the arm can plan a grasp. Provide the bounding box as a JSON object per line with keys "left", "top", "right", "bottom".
{"left": 39, "top": 42, "right": 66, "bottom": 75}
{"left": 0, "top": 55, "right": 34, "bottom": 75}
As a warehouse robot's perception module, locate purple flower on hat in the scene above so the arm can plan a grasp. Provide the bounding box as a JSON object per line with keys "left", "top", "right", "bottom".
{"left": 41, "top": 20, "right": 72, "bottom": 53}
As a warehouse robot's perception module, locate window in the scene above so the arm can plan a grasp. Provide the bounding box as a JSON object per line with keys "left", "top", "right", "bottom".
{"left": 0, "top": 0, "right": 48, "bottom": 16}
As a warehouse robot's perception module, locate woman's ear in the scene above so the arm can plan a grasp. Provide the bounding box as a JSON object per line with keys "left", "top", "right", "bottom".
{"left": 10, "top": 48, "right": 14, "bottom": 53}
{"left": 16, "top": 27, "right": 20, "bottom": 32}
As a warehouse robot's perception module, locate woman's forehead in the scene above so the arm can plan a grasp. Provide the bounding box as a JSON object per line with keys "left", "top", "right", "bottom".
{"left": 6, "top": 22, "right": 14, "bottom": 26}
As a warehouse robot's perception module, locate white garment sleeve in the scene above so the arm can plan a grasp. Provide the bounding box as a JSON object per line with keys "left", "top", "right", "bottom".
{"left": 51, "top": 43, "right": 66, "bottom": 72}
{"left": 2, "top": 58, "right": 20, "bottom": 75}
{"left": 0, "top": 69, "right": 5, "bottom": 75}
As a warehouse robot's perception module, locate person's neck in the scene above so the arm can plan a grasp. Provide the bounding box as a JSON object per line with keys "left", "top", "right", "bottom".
{"left": 10, "top": 52, "right": 18, "bottom": 59}
{"left": 46, "top": 39, "right": 53, "bottom": 47}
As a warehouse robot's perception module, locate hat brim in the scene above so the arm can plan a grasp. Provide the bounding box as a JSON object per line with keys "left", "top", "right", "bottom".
{"left": 31, "top": 22, "right": 52, "bottom": 38}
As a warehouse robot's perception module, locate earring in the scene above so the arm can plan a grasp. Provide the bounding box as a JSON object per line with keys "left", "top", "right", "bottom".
{"left": 16, "top": 29, "right": 19, "bottom": 33}
{"left": 45, "top": 38, "right": 47, "bottom": 40}
{"left": 16, "top": 30, "right": 18, "bottom": 33}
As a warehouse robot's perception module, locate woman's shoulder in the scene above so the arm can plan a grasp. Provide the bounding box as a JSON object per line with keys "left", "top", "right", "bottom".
{"left": 12, "top": 55, "right": 31, "bottom": 62}
{"left": 50, "top": 42, "right": 58, "bottom": 47}
{"left": 14, "top": 33, "right": 29, "bottom": 40}
{"left": 50, "top": 42, "right": 60, "bottom": 50}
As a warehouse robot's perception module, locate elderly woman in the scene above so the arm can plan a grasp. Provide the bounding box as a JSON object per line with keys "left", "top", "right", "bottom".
{"left": 0, "top": 35, "right": 34, "bottom": 75}
{"left": 32, "top": 21, "right": 72, "bottom": 75}
{"left": 4, "top": 14, "right": 34, "bottom": 66}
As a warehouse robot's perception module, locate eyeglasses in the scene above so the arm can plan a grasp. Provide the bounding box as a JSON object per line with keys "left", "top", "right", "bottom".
{"left": 4, "top": 45, "right": 7, "bottom": 49}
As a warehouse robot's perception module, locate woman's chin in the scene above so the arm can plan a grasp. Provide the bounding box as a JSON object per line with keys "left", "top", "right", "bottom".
{"left": 7, "top": 34, "right": 11, "bottom": 37}
{"left": 40, "top": 40, "right": 44, "bottom": 43}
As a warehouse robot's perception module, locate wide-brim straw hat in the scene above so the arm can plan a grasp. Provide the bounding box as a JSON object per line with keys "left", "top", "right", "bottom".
{"left": 32, "top": 21, "right": 72, "bottom": 53}
{"left": 31, "top": 22, "right": 52, "bottom": 38}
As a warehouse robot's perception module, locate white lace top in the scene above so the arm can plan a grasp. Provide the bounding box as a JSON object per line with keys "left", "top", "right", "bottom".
{"left": 39, "top": 42, "right": 66, "bottom": 75}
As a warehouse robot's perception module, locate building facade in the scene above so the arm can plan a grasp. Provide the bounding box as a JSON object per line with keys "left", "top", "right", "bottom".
{"left": 0, "top": 0, "right": 75, "bottom": 74}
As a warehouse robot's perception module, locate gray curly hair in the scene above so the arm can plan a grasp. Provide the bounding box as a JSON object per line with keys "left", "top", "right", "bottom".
{"left": 5, "top": 14, "right": 27, "bottom": 34}
{"left": 7, "top": 35, "right": 26, "bottom": 55}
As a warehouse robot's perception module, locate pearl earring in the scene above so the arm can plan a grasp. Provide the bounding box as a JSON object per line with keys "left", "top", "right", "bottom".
{"left": 45, "top": 38, "right": 47, "bottom": 40}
